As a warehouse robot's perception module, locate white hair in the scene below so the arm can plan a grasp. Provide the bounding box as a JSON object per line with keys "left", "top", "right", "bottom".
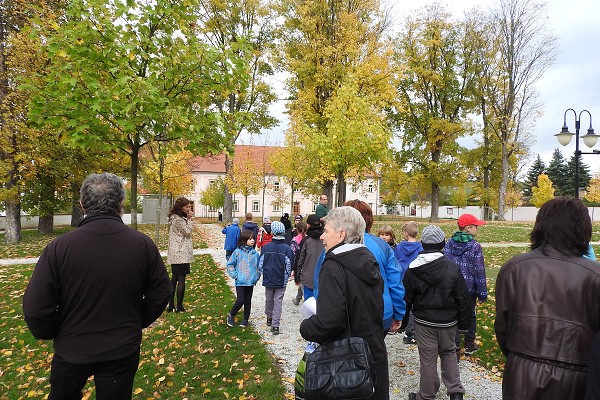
{"left": 323, "top": 206, "right": 365, "bottom": 244}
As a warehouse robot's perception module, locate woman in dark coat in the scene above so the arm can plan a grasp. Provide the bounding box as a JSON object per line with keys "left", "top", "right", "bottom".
{"left": 495, "top": 197, "right": 600, "bottom": 399}
{"left": 299, "top": 206, "right": 388, "bottom": 400}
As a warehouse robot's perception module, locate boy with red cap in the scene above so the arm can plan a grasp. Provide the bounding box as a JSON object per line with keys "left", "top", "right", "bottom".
{"left": 444, "top": 214, "right": 487, "bottom": 358}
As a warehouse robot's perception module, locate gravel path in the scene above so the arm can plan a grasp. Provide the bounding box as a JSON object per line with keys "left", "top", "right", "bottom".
{"left": 200, "top": 223, "right": 503, "bottom": 399}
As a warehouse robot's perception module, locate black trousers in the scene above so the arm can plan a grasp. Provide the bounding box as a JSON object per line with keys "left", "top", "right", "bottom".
{"left": 230, "top": 285, "right": 254, "bottom": 321}
{"left": 49, "top": 348, "right": 140, "bottom": 400}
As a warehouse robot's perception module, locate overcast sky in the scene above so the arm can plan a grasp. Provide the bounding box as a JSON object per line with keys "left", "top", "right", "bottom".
{"left": 240, "top": 0, "right": 600, "bottom": 176}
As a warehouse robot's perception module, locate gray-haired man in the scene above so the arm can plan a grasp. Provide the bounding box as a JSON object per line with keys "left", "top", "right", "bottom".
{"left": 23, "top": 172, "right": 171, "bottom": 400}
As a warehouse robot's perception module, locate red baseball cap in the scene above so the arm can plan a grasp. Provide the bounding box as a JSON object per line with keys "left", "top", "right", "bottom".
{"left": 457, "top": 214, "right": 486, "bottom": 228}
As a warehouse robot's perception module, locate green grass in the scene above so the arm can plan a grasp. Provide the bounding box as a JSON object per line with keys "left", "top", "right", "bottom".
{"left": 0, "top": 256, "right": 287, "bottom": 399}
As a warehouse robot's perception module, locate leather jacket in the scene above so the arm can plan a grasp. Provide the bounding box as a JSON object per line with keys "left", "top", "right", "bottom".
{"left": 495, "top": 246, "right": 600, "bottom": 399}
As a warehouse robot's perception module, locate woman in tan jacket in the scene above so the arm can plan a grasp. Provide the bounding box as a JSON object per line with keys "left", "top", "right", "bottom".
{"left": 167, "top": 197, "right": 194, "bottom": 312}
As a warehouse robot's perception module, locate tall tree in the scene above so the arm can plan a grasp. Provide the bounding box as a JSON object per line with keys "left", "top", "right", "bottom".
{"left": 196, "top": 0, "right": 278, "bottom": 224}
{"left": 279, "top": 0, "right": 397, "bottom": 206}
{"left": 546, "top": 148, "right": 568, "bottom": 196}
{"left": 392, "top": 4, "right": 479, "bottom": 221}
{"left": 477, "top": 0, "right": 557, "bottom": 219}
{"left": 523, "top": 154, "right": 546, "bottom": 198}
{"left": 27, "top": 0, "right": 247, "bottom": 229}
{"left": 1, "top": 0, "right": 68, "bottom": 242}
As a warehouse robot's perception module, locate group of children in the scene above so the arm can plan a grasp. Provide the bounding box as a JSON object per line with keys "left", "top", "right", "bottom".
{"left": 223, "top": 213, "right": 297, "bottom": 335}
{"left": 220, "top": 211, "right": 489, "bottom": 400}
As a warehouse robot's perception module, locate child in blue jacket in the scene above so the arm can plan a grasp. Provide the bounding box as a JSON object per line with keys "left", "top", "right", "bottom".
{"left": 222, "top": 218, "right": 241, "bottom": 260}
{"left": 226, "top": 230, "right": 260, "bottom": 328}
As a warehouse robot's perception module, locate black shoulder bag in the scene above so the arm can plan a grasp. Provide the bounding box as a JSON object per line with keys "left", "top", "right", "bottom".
{"left": 304, "top": 265, "right": 377, "bottom": 400}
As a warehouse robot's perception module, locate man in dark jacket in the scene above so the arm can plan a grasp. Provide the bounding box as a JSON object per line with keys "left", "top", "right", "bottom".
{"left": 23, "top": 173, "right": 171, "bottom": 400}
{"left": 404, "top": 225, "right": 468, "bottom": 400}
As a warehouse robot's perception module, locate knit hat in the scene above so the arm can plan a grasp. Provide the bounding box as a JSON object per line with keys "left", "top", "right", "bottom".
{"left": 457, "top": 214, "right": 486, "bottom": 228}
{"left": 271, "top": 221, "right": 285, "bottom": 235}
{"left": 421, "top": 225, "right": 446, "bottom": 251}
{"left": 232, "top": 218, "right": 240, "bottom": 225}
{"left": 294, "top": 214, "right": 303, "bottom": 221}
{"left": 263, "top": 216, "right": 271, "bottom": 223}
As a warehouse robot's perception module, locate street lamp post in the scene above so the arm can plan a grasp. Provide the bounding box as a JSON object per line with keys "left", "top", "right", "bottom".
{"left": 555, "top": 109, "right": 599, "bottom": 198}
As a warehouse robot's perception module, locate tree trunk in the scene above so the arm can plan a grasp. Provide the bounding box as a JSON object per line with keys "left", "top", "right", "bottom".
{"left": 497, "top": 142, "right": 509, "bottom": 221}
{"left": 70, "top": 181, "right": 84, "bottom": 227}
{"left": 430, "top": 182, "right": 440, "bottom": 222}
{"left": 223, "top": 155, "right": 234, "bottom": 223}
{"left": 38, "top": 216, "right": 54, "bottom": 235}
{"left": 38, "top": 173, "right": 56, "bottom": 234}
{"left": 130, "top": 141, "right": 139, "bottom": 229}
{"left": 1, "top": 21, "right": 20, "bottom": 244}
{"left": 4, "top": 198, "right": 21, "bottom": 244}
{"left": 323, "top": 180, "right": 334, "bottom": 209}
{"left": 336, "top": 172, "right": 346, "bottom": 207}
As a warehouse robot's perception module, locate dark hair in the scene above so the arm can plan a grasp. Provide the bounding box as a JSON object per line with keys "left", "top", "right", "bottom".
{"left": 344, "top": 199, "right": 373, "bottom": 232}
{"left": 295, "top": 221, "right": 308, "bottom": 233}
{"left": 80, "top": 172, "right": 125, "bottom": 215}
{"left": 530, "top": 196, "right": 591, "bottom": 257}
{"left": 238, "top": 230, "right": 254, "bottom": 247}
{"left": 169, "top": 197, "right": 191, "bottom": 219}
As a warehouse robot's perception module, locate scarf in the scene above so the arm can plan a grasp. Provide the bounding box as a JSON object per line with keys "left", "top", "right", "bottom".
{"left": 451, "top": 231, "right": 473, "bottom": 243}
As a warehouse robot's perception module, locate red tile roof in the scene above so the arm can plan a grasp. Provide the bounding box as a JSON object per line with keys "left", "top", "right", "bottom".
{"left": 189, "top": 145, "right": 279, "bottom": 174}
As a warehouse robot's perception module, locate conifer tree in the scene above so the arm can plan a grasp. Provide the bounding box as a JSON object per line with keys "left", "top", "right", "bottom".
{"left": 523, "top": 155, "right": 546, "bottom": 197}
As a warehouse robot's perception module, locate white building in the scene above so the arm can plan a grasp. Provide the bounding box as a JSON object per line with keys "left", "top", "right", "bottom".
{"left": 188, "top": 145, "right": 382, "bottom": 218}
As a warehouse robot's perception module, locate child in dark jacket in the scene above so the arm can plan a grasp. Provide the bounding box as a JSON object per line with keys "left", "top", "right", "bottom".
{"left": 444, "top": 214, "right": 487, "bottom": 355}
{"left": 222, "top": 218, "right": 241, "bottom": 260}
{"left": 242, "top": 213, "right": 259, "bottom": 247}
{"left": 259, "top": 221, "right": 294, "bottom": 335}
{"left": 404, "top": 225, "right": 469, "bottom": 400}
{"left": 226, "top": 230, "right": 260, "bottom": 328}
{"left": 394, "top": 221, "right": 423, "bottom": 340}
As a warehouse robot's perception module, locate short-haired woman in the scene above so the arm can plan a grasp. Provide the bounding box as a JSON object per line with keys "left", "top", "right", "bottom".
{"left": 167, "top": 197, "right": 194, "bottom": 312}
{"left": 299, "top": 206, "right": 389, "bottom": 400}
{"left": 495, "top": 197, "right": 600, "bottom": 399}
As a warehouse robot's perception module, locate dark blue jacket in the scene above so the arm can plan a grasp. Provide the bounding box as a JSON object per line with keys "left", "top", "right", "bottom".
{"left": 394, "top": 241, "right": 423, "bottom": 279}
{"left": 242, "top": 221, "right": 259, "bottom": 241}
{"left": 259, "top": 237, "right": 294, "bottom": 288}
{"left": 222, "top": 224, "right": 241, "bottom": 251}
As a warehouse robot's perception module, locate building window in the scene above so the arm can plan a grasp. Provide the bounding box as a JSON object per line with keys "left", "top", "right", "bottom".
{"left": 233, "top": 201, "right": 239, "bottom": 212}
{"left": 446, "top": 207, "right": 453, "bottom": 215}
{"left": 252, "top": 200, "right": 260, "bottom": 212}
{"left": 294, "top": 187, "right": 300, "bottom": 192}
{"left": 273, "top": 203, "right": 281, "bottom": 212}
{"left": 313, "top": 202, "right": 318, "bottom": 212}
{"left": 368, "top": 183, "right": 374, "bottom": 193}
{"left": 209, "top": 206, "right": 217, "bottom": 212}
{"left": 273, "top": 181, "right": 280, "bottom": 192}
